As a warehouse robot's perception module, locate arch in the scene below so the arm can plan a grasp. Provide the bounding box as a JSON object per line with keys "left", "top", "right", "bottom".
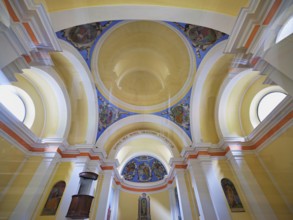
{"left": 216, "top": 69, "right": 259, "bottom": 138}
{"left": 53, "top": 40, "right": 98, "bottom": 145}
{"left": 17, "top": 66, "right": 69, "bottom": 138}
{"left": 49, "top": 6, "right": 235, "bottom": 34}
{"left": 41, "top": 181, "right": 66, "bottom": 215}
{"left": 190, "top": 40, "right": 229, "bottom": 143}
{"left": 97, "top": 114, "right": 191, "bottom": 155}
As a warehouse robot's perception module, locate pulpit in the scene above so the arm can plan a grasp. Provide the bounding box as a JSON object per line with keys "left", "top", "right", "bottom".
{"left": 66, "top": 172, "right": 98, "bottom": 219}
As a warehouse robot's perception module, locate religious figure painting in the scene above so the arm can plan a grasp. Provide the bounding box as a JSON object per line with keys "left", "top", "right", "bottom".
{"left": 138, "top": 162, "right": 152, "bottom": 182}
{"left": 122, "top": 160, "right": 137, "bottom": 181}
{"left": 41, "top": 181, "right": 66, "bottom": 215}
{"left": 221, "top": 178, "right": 245, "bottom": 212}
{"left": 151, "top": 160, "right": 166, "bottom": 180}
{"left": 138, "top": 193, "right": 151, "bottom": 220}
{"left": 121, "top": 156, "right": 167, "bottom": 183}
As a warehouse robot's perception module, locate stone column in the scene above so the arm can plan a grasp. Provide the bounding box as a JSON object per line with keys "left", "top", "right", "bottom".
{"left": 188, "top": 159, "right": 217, "bottom": 220}
{"left": 174, "top": 169, "right": 193, "bottom": 220}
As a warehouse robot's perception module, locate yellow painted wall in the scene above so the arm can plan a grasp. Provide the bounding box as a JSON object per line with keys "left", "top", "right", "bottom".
{"left": 0, "top": 137, "right": 42, "bottom": 219}
{"left": 35, "top": 0, "right": 249, "bottom": 16}
{"left": 34, "top": 162, "right": 73, "bottom": 220}
{"left": 244, "top": 152, "right": 293, "bottom": 220}
{"left": 258, "top": 126, "right": 293, "bottom": 218}
{"left": 212, "top": 160, "right": 253, "bottom": 220}
{"left": 118, "top": 190, "right": 171, "bottom": 220}
{"left": 0, "top": 137, "right": 25, "bottom": 193}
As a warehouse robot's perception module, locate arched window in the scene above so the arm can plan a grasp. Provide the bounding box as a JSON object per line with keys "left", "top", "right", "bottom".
{"left": 41, "top": 181, "right": 66, "bottom": 215}
{"left": 221, "top": 178, "right": 244, "bottom": 212}
{"left": 257, "top": 92, "right": 287, "bottom": 121}
{"left": 0, "top": 85, "right": 35, "bottom": 128}
{"left": 249, "top": 87, "right": 287, "bottom": 128}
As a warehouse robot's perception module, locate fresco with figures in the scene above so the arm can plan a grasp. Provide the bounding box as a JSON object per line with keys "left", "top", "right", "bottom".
{"left": 122, "top": 156, "right": 167, "bottom": 183}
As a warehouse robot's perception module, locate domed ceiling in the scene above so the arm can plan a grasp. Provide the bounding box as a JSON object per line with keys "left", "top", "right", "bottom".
{"left": 93, "top": 21, "right": 193, "bottom": 111}
{"left": 56, "top": 20, "right": 228, "bottom": 141}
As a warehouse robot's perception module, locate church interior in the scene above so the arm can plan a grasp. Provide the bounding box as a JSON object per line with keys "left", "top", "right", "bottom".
{"left": 0, "top": 0, "right": 293, "bottom": 219}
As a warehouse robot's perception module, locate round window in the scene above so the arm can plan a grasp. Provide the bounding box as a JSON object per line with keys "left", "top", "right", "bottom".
{"left": 257, "top": 92, "right": 287, "bottom": 121}
{"left": 0, "top": 89, "right": 26, "bottom": 122}
{"left": 0, "top": 85, "right": 35, "bottom": 127}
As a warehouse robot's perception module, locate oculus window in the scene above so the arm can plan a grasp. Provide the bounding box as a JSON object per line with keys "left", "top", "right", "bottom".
{"left": 0, "top": 85, "right": 35, "bottom": 127}
{"left": 257, "top": 92, "right": 287, "bottom": 122}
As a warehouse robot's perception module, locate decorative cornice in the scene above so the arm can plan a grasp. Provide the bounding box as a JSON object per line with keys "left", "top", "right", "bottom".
{"left": 1, "top": 0, "right": 61, "bottom": 76}
{"left": 225, "top": 0, "right": 282, "bottom": 54}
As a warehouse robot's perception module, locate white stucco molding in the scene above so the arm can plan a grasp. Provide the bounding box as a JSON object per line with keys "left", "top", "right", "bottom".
{"left": 49, "top": 5, "right": 235, "bottom": 34}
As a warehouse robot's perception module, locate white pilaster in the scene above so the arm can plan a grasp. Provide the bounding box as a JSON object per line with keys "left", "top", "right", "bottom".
{"left": 228, "top": 152, "right": 277, "bottom": 220}
{"left": 95, "top": 170, "right": 114, "bottom": 220}
{"left": 201, "top": 161, "right": 232, "bottom": 220}
{"left": 110, "top": 185, "right": 120, "bottom": 220}
{"left": 188, "top": 159, "right": 217, "bottom": 220}
{"left": 174, "top": 169, "right": 193, "bottom": 220}
{"left": 9, "top": 153, "right": 60, "bottom": 220}
{"left": 56, "top": 158, "right": 86, "bottom": 219}
{"left": 169, "top": 186, "right": 180, "bottom": 220}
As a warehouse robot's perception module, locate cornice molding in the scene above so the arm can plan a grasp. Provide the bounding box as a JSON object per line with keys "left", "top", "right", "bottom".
{"left": 1, "top": 0, "right": 61, "bottom": 76}
{"left": 225, "top": 0, "right": 281, "bottom": 54}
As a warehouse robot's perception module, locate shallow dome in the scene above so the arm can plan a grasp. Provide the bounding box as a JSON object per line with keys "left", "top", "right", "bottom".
{"left": 92, "top": 21, "right": 195, "bottom": 113}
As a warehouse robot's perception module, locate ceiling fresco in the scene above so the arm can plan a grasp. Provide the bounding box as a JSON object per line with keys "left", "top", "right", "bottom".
{"left": 121, "top": 155, "right": 167, "bottom": 183}
{"left": 56, "top": 21, "right": 228, "bottom": 141}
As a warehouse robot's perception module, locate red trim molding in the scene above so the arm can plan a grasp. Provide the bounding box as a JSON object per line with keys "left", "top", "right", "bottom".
{"left": 3, "top": 0, "right": 19, "bottom": 22}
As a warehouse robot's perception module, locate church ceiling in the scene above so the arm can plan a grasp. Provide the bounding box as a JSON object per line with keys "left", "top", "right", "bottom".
{"left": 56, "top": 20, "right": 228, "bottom": 142}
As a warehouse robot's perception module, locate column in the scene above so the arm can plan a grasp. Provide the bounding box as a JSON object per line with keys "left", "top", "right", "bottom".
{"left": 228, "top": 152, "right": 277, "bottom": 220}
{"left": 188, "top": 159, "right": 217, "bottom": 220}
{"left": 9, "top": 153, "right": 60, "bottom": 220}
{"left": 169, "top": 186, "right": 179, "bottom": 220}
{"left": 110, "top": 185, "right": 120, "bottom": 220}
{"left": 174, "top": 169, "right": 193, "bottom": 220}
{"left": 201, "top": 160, "right": 232, "bottom": 220}
{"left": 95, "top": 170, "right": 114, "bottom": 220}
